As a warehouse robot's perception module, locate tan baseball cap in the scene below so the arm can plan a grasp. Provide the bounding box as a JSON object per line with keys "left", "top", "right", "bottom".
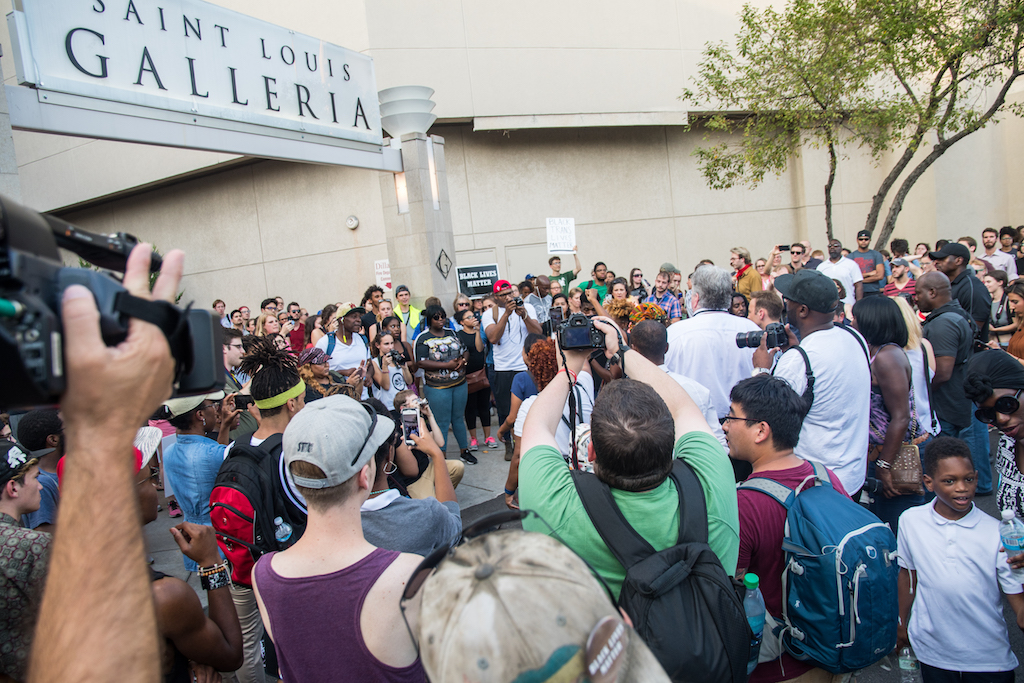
{"left": 416, "top": 530, "right": 670, "bottom": 682}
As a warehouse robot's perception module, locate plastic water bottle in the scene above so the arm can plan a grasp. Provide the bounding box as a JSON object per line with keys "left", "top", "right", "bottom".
{"left": 999, "top": 510, "right": 1024, "bottom": 583}
{"left": 898, "top": 647, "right": 921, "bottom": 683}
{"left": 743, "top": 573, "right": 766, "bottom": 675}
{"left": 273, "top": 516, "right": 293, "bottom": 544}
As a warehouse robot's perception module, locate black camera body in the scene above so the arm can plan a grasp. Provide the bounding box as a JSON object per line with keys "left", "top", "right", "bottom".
{"left": 512, "top": 296, "right": 524, "bottom": 308}
{"left": 557, "top": 313, "right": 605, "bottom": 350}
{"left": 389, "top": 349, "right": 409, "bottom": 365}
{"left": 0, "top": 195, "right": 223, "bottom": 408}
{"left": 736, "top": 321, "right": 787, "bottom": 349}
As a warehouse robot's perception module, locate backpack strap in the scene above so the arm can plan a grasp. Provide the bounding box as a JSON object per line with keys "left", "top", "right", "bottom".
{"left": 791, "top": 345, "right": 815, "bottom": 408}
{"left": 808, "top": 460, "right": 832, "bottom": 488}
{"left": 571, "top": 470, "right": 656, "bottom": 568}
{"left": 835, "top": 323, "right": 870, "bottom": 363}
{"left": 260, "top": 432, "right": 284, "bottom": 455}
{"left": 326, "top": 333, "right": 337, "bottom": 357}
{"left": 737, "top": 478, "right": 794, "bottom": 508}
{"left": 668, "top": 459, "right": 710, "bottom": 546}
{"left": 920, "top": 348, "right": 940, "bottom": 435}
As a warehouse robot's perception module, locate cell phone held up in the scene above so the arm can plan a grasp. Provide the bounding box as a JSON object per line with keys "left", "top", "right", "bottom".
{"left": 401, "top": 407, "right": 420, "bottom": 446}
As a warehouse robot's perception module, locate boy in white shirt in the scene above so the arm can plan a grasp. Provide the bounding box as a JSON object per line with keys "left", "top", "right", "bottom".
{"left": 897, "top": 436, "right": 1024, "bottom": 683}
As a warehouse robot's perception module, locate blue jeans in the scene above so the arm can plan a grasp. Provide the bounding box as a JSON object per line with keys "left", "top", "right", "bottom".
{"left": 424, "top": 382, "right": 469, "bottom": 452}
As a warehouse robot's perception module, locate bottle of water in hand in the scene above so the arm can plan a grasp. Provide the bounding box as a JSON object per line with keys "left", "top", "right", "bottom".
{"left": 898, "top": 647, "right": 921, "bottom": 683}
{"left": 999, "top": 509, "right": 1024, "bottom": 583}
{"left": 274, "top": 516, "right": 293, "bottom": 544}
{"left": 743, "top": 573, "right": 766, "bottom": 676}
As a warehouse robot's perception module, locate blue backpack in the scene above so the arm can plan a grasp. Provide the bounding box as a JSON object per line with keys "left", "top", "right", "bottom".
{"left": 738, "top": 461, "right": 899, "bottom": 673}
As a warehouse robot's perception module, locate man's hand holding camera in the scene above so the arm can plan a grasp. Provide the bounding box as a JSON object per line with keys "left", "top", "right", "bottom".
{"left": 752, "top": 323, "right": 799, "bottom": 370}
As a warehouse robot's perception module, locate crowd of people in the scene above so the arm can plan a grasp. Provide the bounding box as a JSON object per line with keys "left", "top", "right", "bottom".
{"left": 6, "top": 226, "right": 1024, "bottom": 683}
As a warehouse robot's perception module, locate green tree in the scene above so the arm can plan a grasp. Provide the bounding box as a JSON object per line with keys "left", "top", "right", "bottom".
{"left": 684, "top": 0, "right": 1024, "bottom": 247}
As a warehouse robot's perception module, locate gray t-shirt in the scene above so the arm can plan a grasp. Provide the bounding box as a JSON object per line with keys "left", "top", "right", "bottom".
{"left": 851, "top": 249, "right": 884, "bottom": 294}
{"left": 922, "top": 303, "right": 974, "bottom": 429}
{"left": 360, "top": 491, "right": 462, "bottom": 556}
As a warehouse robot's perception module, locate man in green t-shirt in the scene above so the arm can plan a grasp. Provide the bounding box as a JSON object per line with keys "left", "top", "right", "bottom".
{"left": 548, "top": 248, "right": 582, "bottom": 294}
{"left": 518, "top": 318, "right": 739, "bottom": 599}
{"left": 578, "top": 261, "right": 610, "bottom": 301}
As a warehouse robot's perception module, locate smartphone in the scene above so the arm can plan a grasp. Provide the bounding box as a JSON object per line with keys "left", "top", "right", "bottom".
{"left": 779, "top": 245, "right": 791, "bottom": 251}
{"left": 549, "top": 306, "right": 564, "bottom": 326}
{"left": 235, "top": 395, "right": 255, "bottom": 411}
{"left": 401, "top": 408, "right": 420, "bottom": 446}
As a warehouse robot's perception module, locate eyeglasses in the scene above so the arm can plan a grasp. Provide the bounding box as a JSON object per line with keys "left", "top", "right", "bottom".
{"left": 456, "top": 302, "right": 470, "bottom": 307}
{"left": 430, "top": 314, "right": 445, "bottom": 320}
{"left": 791, "top": 250, "right": 804, "bottom": 256}
{"left": 718, "top": 415, "right": 760, "bottom": 426}
{"left": 975, "top": 389, "right": 1023, "bottom": 424}
{"left": 226, "top": 343, "right": 244, "bottom": 350}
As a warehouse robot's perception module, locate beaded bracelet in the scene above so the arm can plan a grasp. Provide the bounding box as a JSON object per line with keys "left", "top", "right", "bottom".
{"left": 198, "top": 561, "right": 231, "bottom": 591}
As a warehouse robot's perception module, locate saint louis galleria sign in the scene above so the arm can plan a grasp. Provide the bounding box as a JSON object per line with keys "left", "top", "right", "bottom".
{"left": 7, "top": 0, "right": 383, "bottom": 146}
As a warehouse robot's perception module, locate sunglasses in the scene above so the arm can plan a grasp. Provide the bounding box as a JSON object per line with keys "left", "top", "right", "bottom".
{"left": 975, "top": 389, "right": 1023, "bottom": 424}
{"left": 430, "top": 314, "right": 445, "bottom": 320}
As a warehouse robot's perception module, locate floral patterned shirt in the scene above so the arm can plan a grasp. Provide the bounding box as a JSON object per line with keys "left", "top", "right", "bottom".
{"left": 0, "top": 512, "right": 51, "bottom": 680}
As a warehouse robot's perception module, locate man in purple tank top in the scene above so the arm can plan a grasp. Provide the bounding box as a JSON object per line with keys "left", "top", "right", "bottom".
{"left": 252, "top": 395, "right": 426, "bottom": 683}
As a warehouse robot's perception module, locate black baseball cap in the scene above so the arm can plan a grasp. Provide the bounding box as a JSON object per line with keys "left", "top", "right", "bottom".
{"left": 928, "top": 242, "right": 970, "bottom": 263}
{"left": 0, "top": 441, "right": 37, "bottom": 487}
{"left": 773, "top": 269, "right": 839, "bottom": 314}
{"left": 856, "top": 230, "right": 871, "bottom": 239}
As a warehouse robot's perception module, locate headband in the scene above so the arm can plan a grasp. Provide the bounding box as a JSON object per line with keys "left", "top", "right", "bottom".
{"left": 255, "top": 380, "right": 306, "bottom": 409}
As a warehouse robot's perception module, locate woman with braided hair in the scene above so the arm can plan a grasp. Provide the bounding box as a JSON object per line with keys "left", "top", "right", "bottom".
{"left": 296, "top": 347, "right": 360, "bottom": 403}
{"left": 965, "top": 350, "right": 1024, "bottom": 520}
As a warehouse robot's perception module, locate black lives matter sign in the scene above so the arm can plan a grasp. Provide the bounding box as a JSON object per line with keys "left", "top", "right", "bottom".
{"left": 457, "top": 264, "right": 500, "bottom": 298}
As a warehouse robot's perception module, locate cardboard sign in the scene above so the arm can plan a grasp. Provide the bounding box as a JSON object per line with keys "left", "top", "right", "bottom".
{"left": 374, "top": 259, "right": 391, "bottom": 291}
{"left": 546, "top": 217, "right": 576, "bottom": 254}
{"left": 457, "top": 263, "right": 500, "bottom": 298}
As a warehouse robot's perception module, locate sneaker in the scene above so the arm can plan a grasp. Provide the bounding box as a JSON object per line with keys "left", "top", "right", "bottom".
{"left": 469, "top": 438, "right": 478, "bottom": 451}
{"left": 504, "top": 440, "right": 514, "bottom": 462}
{"left": 167, "top": 500, "right": 182, "bottom": 518}
{"left": 484, "top": 437, "right": 498, "bottom": 448}
{"left": 461, "top": 449, "right": 479, "bottom": 465}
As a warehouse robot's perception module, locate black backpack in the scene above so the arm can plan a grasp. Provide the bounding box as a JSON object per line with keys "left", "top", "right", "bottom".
{"left": 571, "top": 459, "right": 750, "bottom": 683}
{"left": 209, "top": 433, "right": 307, "bottom": 586}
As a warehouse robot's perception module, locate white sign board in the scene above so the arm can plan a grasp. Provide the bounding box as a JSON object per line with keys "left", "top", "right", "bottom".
{"left": 8, "top": 0, "right": 382, "bottom": 146}
{"left": 546, "top": 217, "right": 576, "bottom": 254}
{"left": 374, "top": 259, "right": 391, "bottom": 291}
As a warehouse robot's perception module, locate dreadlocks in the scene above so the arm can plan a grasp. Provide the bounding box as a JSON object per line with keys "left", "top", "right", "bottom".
{"left": 239, "top": 336, "right": 302, "bottom": 417}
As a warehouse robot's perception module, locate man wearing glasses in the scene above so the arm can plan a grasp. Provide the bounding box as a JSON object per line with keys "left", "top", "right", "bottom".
{"left": 223, "top": 329, "right": 258, "bottom": 436}
{"left": 788, "top": 243, "right": 806, "bottom": 272}
{"left": 852, "top": 229, "right": 886, "bottom": 297}
{"left": 286, "top": 301, "right": 305, "bottom": 352}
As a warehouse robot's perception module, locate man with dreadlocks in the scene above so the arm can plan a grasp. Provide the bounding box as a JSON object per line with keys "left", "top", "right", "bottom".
{"left": 219, "top": 336, "right": 309, "bottom": 683}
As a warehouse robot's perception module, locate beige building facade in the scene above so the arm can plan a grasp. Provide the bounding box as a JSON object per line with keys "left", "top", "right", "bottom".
{"left": 4, "top": 0, "right": 1023, "bottom": 309}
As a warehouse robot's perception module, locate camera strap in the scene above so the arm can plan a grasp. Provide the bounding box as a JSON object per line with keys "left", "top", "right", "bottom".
{"left": 114, "top": 292, "right": 193, "bottom": 379}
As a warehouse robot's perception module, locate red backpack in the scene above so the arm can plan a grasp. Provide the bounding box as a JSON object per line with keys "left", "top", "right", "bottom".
{"left": 209, "top": 433, "right": 307, "bottom": 586}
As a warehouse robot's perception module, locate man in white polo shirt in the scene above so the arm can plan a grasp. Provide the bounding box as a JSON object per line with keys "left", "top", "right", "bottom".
{"left": 485, "top": 279, "right": 543, "bottom": 458}
{"left": 817, "top": 238, "right": 863, "bottom": 306}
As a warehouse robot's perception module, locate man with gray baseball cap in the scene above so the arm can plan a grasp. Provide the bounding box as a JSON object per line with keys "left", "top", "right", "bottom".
{"left": 251, "top": 395, "right": 426, "bottom": 682}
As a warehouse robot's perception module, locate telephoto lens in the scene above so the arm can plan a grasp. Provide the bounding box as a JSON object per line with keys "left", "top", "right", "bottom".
{"left": 735, "top": 331, "right": 764, "bottom": 349}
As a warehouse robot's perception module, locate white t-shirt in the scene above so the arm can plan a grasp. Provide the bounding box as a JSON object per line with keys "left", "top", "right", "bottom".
{"left": 897, "top": 502, "right": 1021, "bottom": 672}
{"left": 371, "top": 359, "right": 408, "bottom": 411}
{"left": 816, "top": 258, "right": 863, "bottom": 306}
{"left": 772, "top": 325, "right": 871, "bottom": 493}
{"left": 664, "top": 310, "right": 760, "bottom": 419}
{"left": 514, "top": 372, "right": 595, "bottom": 458}
{"left": 907, "top": 346, "right": 936, "bottom": 435}
{"left": 314, "top": 332, "right": 369, "bottom": 373}
{"left": 486, "top": 303, "right": 538, "bottom": 372}
{"left": 660, "top": 365, "right": 728, "bottom": 453}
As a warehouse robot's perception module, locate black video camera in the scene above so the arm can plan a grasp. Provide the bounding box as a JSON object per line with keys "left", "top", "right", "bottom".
{"left": 736, "top": 322, "right": 787, "bottom": 349}
{"left": 0, "top": 195, "right": 223, "bottom": 408}
{"left": 557, "top": 312, "right": 605, "bottom": 350}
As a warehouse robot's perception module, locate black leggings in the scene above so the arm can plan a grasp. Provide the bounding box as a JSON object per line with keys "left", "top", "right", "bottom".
{"left": 464, "top": 386, "right": 491, "bottom": 429}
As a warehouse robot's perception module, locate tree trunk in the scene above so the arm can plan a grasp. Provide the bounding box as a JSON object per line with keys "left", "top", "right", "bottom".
{"left": 866, "top": 138, "right": 922, "bottom": 250}
{"left": 824, "top": 141, "right": 837, "bottom": 241}
{"left": 874, "top": 141, "right": 950, "bottom": 248}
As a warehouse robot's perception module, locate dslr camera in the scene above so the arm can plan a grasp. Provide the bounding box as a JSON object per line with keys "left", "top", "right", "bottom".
{"left": 557, "top": 313, "right": 605, "bottom": 350}
{"left": 0, "top": 195, "right": 223, "bottom": 408}
{"left": 389, "top": 349, "right": 409, "bottom": 365}
{"left": 736, "top": 321, "right": 787, "bottom": 349}
{"left": 512, "top": 296, "right": 524, "bottom": 308}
